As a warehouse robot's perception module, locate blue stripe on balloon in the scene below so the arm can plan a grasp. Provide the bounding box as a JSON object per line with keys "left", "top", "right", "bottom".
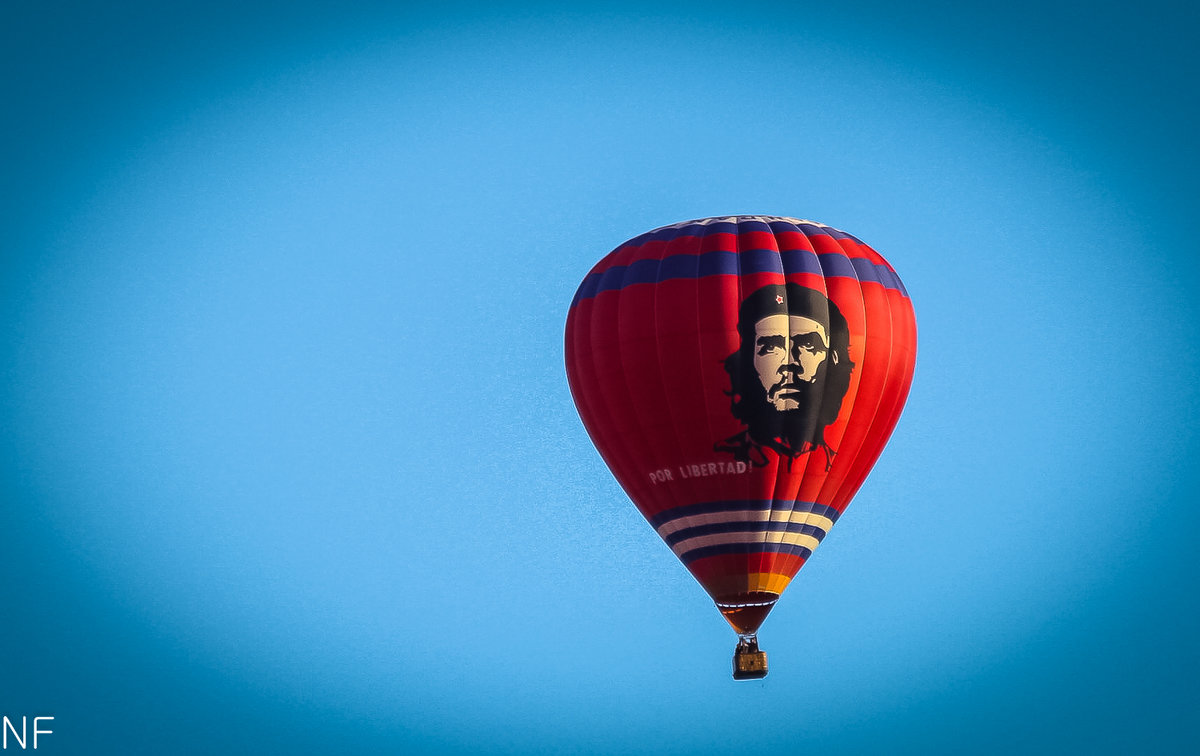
{"left": 664, "top": 519, "right": 828, "bottom": 548}
{"left": 648, "top": 500, "right": 841, "bottom": 529}
{"left": 781, "top": 248, "right": 825, "bottom": 276}
{"left": 697, "top": 250, "right": 738, "bottom": 277}
{"left": 679, "top": 541, "right": 814, "bottom": 564}
{"left": 731, "top": 218, "right": 773, "bottom": 235}
{"left": 659, "top": 253, "right": 698, "bottom": 279}
{"left": 623, "top": 257, "right": 660, "bottom": 286}
{"left": 740, "top": 248, "right": 785, "bottom": 275}
{"left": 816, "top": 252, "right": 858, "bottom": 280}
{"left": 569, "top": 250, "right": 904, "bottom": 307}
{"left": 597, "top": 265, "right": 625, "bottom": 296}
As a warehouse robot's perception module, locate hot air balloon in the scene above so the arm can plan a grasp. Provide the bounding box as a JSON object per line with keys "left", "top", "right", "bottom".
{"left": 564, "top": 216, "right": 916, "bottom": 679}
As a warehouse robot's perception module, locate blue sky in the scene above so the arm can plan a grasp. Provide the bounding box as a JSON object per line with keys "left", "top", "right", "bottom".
{"left": 2, "top": 2, "right": 1198, "bottom": 753}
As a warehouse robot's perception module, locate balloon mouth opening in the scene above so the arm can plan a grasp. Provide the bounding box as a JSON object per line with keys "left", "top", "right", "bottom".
{"left": 715, "top": 592, "right": 779, "bottom": 635}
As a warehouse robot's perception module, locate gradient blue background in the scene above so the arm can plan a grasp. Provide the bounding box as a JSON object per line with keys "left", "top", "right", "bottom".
{"left": 3, "top": 2, "right": 1197, "bottom": 753}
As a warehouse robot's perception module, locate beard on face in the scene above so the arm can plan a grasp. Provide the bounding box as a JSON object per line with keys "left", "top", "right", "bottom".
{"left": 747, "top": 369, "right": 826, "bottom": 452}
{"left": 766, "top": 372, "right": 814, "bottom": 409}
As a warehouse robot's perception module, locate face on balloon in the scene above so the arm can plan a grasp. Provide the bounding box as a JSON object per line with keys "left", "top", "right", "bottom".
{"left": 751, "top": 314, "right": 834, "bottom": 411}
{"left": 717, "top": 284, "right": 854, "bottom": 468}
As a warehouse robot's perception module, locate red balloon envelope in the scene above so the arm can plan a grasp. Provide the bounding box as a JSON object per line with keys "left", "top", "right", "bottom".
{"left": 564, "top": 216, "right": 917, "bottom": 678}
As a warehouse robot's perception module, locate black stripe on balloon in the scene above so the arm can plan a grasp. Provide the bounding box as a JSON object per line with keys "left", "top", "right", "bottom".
{"left": 664, "top": 520, "right": 828, "bottom": 548}
{"left": 679, "top": 541, "right": 814, "bottom": 564}
{"left": 648, "top": 500, "right": 841, "bottom": 529}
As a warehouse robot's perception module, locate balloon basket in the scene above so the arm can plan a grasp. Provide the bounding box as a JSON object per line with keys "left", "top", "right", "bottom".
{"left": 732, "top": 635, "right": 768, "bottom": 680}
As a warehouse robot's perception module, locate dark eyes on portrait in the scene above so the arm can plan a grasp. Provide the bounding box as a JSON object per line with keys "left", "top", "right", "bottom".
{"left": 755, "top": 335, "right": 785, "bottom": 355}
{"left": 755, "top": 333, "right": 826, "bottom": 356}
{"left": 791, "top": 333, "right": 826, "bottom": 353}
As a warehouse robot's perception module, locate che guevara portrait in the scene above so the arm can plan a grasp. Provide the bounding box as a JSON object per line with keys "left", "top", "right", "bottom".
{"left": 715, "top": 283, "right": 854, "bottom": 470}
